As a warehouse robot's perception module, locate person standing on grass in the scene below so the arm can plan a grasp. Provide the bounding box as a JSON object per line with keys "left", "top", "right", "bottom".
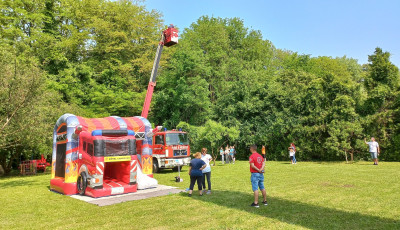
{"left": 232, "top": 146, "right": 236, "bottom": 164}
{"left": 261, "top": 145, "right": 266, "bottom": 161}
{"left": 220, "top": 147, "right": 224, "bottom": 164}
{"left": 225, "top": 145, "right": 230, "bottom": 164}
{"left": 188, "top": 152, "right": 206, "bottom": 197}
{"left": 201, "top": 148, "right": 212, "bottom": 194}
{"left": 249, "top": 144, "right": 267, "bottom": 208}
{"left": 289, "top": 147, "right": 295, "bottom": 164}
{"left": 288, "top": 143, "right": 297, "bottom": 164}
{"left": 364, "top": 137, "right": 380, "bottom": 165}
{"left": 229, "top": 146, "right": 234, "bottom": 163}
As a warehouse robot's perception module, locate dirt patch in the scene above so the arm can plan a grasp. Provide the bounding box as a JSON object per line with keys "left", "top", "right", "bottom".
{"left": 321, "top": 182, "right": 356, "bottom": 188}
{"left": 343, "top": 184, "right": 355, "bottom": 188}
{"left": 321, "top": 182, "right": 332, "bottom": 187}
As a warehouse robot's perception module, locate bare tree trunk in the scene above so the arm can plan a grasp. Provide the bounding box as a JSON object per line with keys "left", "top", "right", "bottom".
{"left": 344, "top": 150, "right": 348, "bottom": 164}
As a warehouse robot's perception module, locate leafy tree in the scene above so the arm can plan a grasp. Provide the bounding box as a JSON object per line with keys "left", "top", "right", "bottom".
{"left": 361, "top": 47, "right": 400, "bottom": 161}
{"left": 177, "top": 120, "right": 239, "bottom": 165}
{"left": 0, "top": 45, "right": 68, "bottom": 174}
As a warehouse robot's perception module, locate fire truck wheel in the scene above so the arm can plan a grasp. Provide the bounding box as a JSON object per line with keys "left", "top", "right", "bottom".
{"left": 77, "top": 172, "right": 87, "bottom": 195}
{"left": 153, "top": 159, "right": 159, "bottom": 173}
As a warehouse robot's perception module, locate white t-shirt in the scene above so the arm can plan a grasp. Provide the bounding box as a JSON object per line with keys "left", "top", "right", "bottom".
{"left": 367, "top": 141, "right": 379, "bottom": 153}
{"left": 201, "top": 154, "right": 212, "bottom": 173}
{"left": 289, "top": 150, "right": 295, "bottom": 157}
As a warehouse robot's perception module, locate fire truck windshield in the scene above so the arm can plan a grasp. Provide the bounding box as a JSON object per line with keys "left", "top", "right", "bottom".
{"left": 93, "top": 139, "right": 136, "bottom": 157}
{"left": 166, "top": 133, "right": 189, "bottom": 145}
{"left": 104, "top": 140, "right": 130, "bottom": 156}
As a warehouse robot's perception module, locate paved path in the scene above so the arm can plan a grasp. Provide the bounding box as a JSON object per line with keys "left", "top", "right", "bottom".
{"left": 70, "top": 185, "right": 183, "bottom": 206}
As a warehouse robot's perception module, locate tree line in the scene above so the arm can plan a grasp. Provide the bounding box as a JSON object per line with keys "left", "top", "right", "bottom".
{"left": 1, "top": 1, "right": 399, "bottom": 174}
{"left": 152, "top": 16, "right": 400, "bottom": 162}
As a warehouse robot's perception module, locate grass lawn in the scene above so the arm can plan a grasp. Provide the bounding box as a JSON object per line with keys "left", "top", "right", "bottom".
{"left": 1, "top": 160, "right": 399, "bottom": 229}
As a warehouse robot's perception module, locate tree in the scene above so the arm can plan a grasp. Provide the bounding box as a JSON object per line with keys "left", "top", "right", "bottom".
{"left": 0, "top": 45, "right": 63, "bottom": 174}
{"left": 360, "top": 47, "right": 400, "bottom": 161}
{"left": 177, "top": 120, "right": 239, "bottom": 165}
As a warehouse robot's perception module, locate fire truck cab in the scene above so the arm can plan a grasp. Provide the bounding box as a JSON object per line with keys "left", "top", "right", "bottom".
{"left": 152, "top": 130, "right": 191, "bottom": 172}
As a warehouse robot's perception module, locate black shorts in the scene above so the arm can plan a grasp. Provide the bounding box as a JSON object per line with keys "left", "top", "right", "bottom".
{"left": 290, "top": 156, "right": 294, "bottom": 160}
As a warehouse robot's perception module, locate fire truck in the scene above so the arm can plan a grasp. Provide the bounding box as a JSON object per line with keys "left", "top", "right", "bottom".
{"left": 141, "top": 24, "right": 191, "bottom": 173}
{"left": 50, "top": 25, "right": 184, "bottom": 197}
{"left": 152, "top": 129, "right": 190, "bottom": 173}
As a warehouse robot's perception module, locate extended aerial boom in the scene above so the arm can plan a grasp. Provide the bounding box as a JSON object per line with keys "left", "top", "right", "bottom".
{"left": 141, "top": 25, "right": 178, "bottom": 118}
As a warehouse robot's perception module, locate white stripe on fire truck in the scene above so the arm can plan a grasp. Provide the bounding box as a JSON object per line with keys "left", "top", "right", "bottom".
{"left": 96, "top": 165, "right": 104, "bottom": 175}
{"left": 130, "top": 160, "right": 137, "bottom": 172}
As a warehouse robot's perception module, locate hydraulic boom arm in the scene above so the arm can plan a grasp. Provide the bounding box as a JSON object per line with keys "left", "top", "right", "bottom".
{"left": 141, "top": 25, "right": 178, "bottom": 118}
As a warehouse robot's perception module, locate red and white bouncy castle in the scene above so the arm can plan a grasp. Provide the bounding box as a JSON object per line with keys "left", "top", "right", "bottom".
{"left": 50, "top": 114, "right": 155, "bottom": 197}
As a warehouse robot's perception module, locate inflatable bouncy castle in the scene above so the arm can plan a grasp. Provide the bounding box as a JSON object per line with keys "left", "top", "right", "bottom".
{"left": 50, "top": 114, "right": 155, "bottom": 197}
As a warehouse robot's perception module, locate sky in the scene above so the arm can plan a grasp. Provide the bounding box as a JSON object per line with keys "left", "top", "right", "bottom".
{"left": 144, "top": 0, "right": 400, "bottom": 67}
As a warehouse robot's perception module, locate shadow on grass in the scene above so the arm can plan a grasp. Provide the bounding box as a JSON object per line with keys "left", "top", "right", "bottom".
{"left": 0, "top": 178, "right": 42, "bottom": 189}
{"left": 180, "top": 190, "right": 399, "bottom": 229}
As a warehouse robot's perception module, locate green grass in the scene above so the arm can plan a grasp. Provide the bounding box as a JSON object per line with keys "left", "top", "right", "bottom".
{"left": 1, "top": 161, "right": 399, "bottom": 229}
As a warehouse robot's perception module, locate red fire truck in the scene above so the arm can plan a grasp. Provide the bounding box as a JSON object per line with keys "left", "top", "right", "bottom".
{"left": 152, "top": 129, "right": 191, "bottom": 173}
{"left": 141, "top": 25, "right": 191, "bottom": 173}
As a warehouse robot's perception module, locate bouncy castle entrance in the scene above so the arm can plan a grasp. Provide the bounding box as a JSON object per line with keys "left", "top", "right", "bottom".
{"left": 55, "top": 143, "right": 66, "bottom": 177}
{"left": 55, "top": 123, "right": 67, "bottom": 178}
{"left": 103, "top": 161, "right": 132, "bottom": 193}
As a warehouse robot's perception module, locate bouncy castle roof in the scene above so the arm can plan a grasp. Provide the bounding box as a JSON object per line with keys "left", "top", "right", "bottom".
{"left": 54, "top": 114, "right": 151, "bottom": 133}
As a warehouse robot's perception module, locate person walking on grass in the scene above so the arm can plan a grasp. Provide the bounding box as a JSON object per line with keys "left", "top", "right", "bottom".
{"left": 188, "top": 152, "right": 206, "bottom": 197}
{"left": 364, "top": 137, "right": 380, "bottom": 165}
{"left": 249, "top": 144, "right": 267, "bottom": 208}
{"left": 220, "top": 147, "right": 224, "bottom": 164}
{"left": 201, "top": 148, "right": 212, "bottom": 195}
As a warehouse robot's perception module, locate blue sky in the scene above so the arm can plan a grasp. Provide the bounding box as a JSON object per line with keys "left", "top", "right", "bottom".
{"left": 144, "top": 0, "right": 400, "bottom": 67}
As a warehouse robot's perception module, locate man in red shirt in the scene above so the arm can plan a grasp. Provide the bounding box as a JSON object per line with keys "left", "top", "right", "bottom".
{"left": 249, "top": 144, "right": 267, "bottom": 208}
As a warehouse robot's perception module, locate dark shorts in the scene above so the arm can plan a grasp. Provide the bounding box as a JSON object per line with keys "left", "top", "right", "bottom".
{"left": 290, "top": 156, "right": 294, "bottom": 160}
